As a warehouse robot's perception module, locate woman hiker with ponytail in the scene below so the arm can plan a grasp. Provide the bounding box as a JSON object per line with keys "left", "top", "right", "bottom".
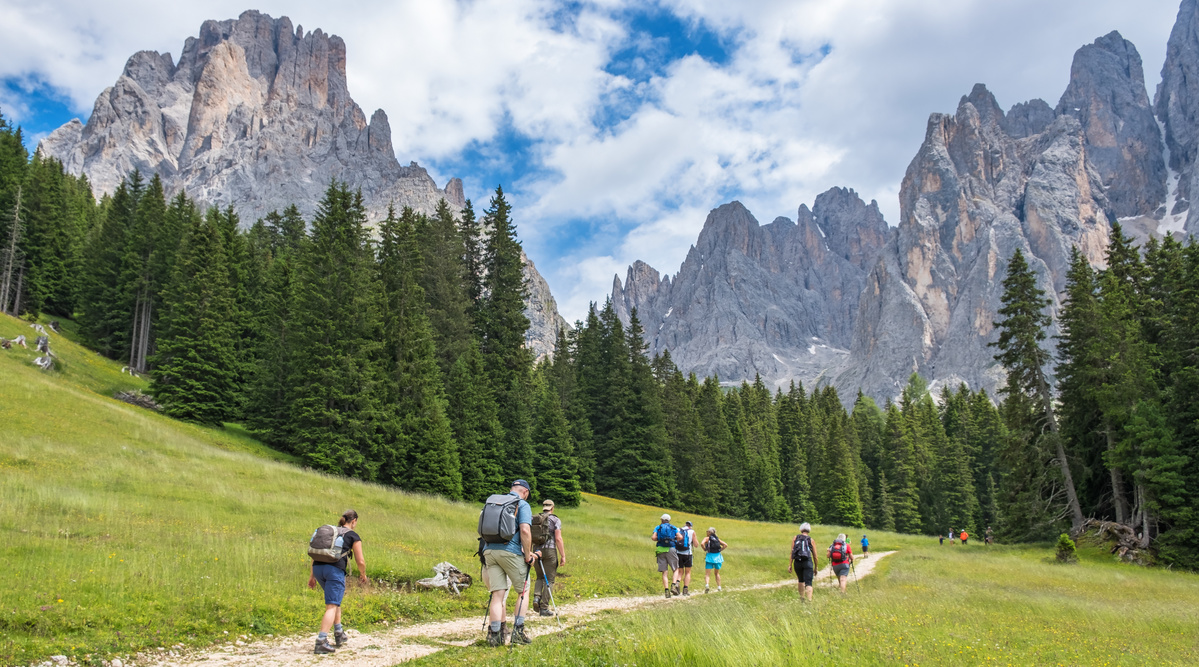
{"left": 827, "top": 533, "right": 853, "bottom": 593}
{"left": 308, "top": 510, "right": 366, "bottom": 654}
{"left": 702, "top": 527, "right": 728, "bottom": 593}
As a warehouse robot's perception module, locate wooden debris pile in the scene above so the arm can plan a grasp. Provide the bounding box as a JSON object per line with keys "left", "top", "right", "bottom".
{"left": 1075, "top": 519, "right": 1150, "bottom": 565}
{"left": 114, "top": 390, "right": 161, "bottom": 411}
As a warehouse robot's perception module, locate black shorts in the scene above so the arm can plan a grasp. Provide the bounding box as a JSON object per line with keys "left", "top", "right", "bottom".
{"left": 861, "top": 544, "right": 868, "bottom": 553}
{"left": 794, "top": 559, "right": 813, "bottom": 586}
{"left": 677, "top": 553, "right": 694, "bottom": 568}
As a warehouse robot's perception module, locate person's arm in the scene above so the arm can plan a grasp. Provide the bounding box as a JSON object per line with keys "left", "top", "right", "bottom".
{"left": 352, "top": 541, "right": 367, "bottom": 584}
{"left": 554, "top": 528, "right": 565, "bottom": 565}
{"left": 308, "top": 560, "right": 316, "bottom": 589}
{"left": 788, "top": 537, "right": 795, "bottom": 573}
{"left": 719, "top": 539, "right": 728, "bottom": 549}
{"left": 521, "top": 524, "right": 537, "bottom": 563}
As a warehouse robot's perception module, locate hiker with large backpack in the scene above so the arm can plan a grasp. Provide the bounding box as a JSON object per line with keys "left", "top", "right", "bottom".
{"left": 701, "top": 527, "right": 728, "bottom": 593}
{"left": 672, "top": 520, "right": 699, "bottom": 596}
{"left": 307, "top": 510, "right": 366, "bottom": 655}
{"left": 651, "top": 514, "right": 683, "bottom": 598}
{"left": 827, "top": 533, "right": 854, "bottom": 593}
{"left": 479, "top": 480, "right": 538, "bottom": 647}
{"left": 532, "top": 498, "right": 565, "bottom": 617}
{"left": 788, "top": 522, "right": 818, "bottom": 601}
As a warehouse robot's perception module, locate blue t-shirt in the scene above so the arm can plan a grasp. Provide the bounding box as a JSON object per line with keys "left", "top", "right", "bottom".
{"left": 483, "top": 494, "right": 533, "bottom": 556}
{"left": 654, "top": 523, "right": 679, "bottom": 551}
{"left": 861, "top": 537, "right": 869, "bottom": 548}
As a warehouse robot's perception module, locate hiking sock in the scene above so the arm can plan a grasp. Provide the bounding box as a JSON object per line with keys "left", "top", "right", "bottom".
{"left": 683, "top": 586, "right": 689, "bottom": 595}
{"left": 318, "top": 632, "right": 328, "bottom": 641}
{"left": 334, "top": 624, "right": 343, "bottom": 633}
{"left": 515, "top": 616, "right": 526, "bottom": 627}
{"left": 489, "top": 621, "right": 501, "bottom": 633}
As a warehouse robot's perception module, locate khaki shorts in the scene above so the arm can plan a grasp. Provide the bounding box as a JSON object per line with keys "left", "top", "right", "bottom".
{"left": 656, "top": 549, "right": 679, "bottom": 572}
{"left": 484, "top": 548, "right": 529, "bottom": 593}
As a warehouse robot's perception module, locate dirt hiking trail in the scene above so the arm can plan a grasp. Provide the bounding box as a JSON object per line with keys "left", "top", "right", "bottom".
{"left": 145, "top": 551, "right": 896, "bottom": 667}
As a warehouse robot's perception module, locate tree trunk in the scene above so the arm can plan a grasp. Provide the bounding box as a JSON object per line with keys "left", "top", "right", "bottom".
{"left": 1, "top": 186, "right": 21, "bottom": 315}
{"left": 1036, "top": 367, "right": 1085, "bottom": 531}
{"left": 12, "top": 264, "right": 24, "bottom": 316}
{"left": 1104, "top": 428, "right": 1128, "bottom": 525}
{"left": 129, "top": 293, "right": 144, "bottom": 370}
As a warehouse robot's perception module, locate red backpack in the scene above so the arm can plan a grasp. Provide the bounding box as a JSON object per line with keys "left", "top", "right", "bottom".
{"left": 830, "top": 541, "right": 848, "bottom": 564}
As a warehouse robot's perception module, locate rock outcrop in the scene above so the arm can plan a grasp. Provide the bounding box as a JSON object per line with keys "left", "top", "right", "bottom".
{"left": 612, "top": 189, "right": 888, "bottom": 388}
{"left": 39, "top": 10, "right": 564, "bottom": 357}
{"left": 1156, "top": 0, "right": 1199, "bottom": 236}
{"left": 834, "top": 84, "right": 1112, "bottom": 402}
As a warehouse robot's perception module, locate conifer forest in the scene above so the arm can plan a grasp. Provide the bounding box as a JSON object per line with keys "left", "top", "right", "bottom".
{"left": 3, "top": 111, "right": 1199, "bottom": 569}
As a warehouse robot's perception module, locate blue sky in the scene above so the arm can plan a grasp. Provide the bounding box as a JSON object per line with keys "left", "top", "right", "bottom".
{"left": 0, "top": 0, "right": 1185, "bottom": 321}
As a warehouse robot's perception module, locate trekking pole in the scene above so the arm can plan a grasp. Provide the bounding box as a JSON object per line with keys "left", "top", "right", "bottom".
{"left": 480, "top": 563, "right": 490, "bottom": 632}
{"left": 849, "top": 560, "right": 860, "bottom": 594}
{"left": 540, "top": 562, "right": 564, "bottom": 629}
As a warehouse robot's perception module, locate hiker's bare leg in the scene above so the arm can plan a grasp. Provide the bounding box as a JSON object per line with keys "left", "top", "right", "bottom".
{"left": 662, "top": 569, "right": 671, "bottom": 590}
{"left": 714, "top": 570, "right": 721, "bottom": 587}
{"left": 515, "top": 577, "right": 530, "bottom": 616}
{"left": 488, "top": 589, "right": 507, "bottom": 624}
{"left": 683, "top": 567, "right": 692, "bottom": 587}
{"left": 319, "top": 604, "right": 339, "bottom": 634}
{"left": 838, "top": 575, "right": 848, "bottom": 593}
{"left": 705, "top": 570, "right": 711, "bottom": 587}
{"left": 804, "top": 585, "right": 813, "bottom": 601}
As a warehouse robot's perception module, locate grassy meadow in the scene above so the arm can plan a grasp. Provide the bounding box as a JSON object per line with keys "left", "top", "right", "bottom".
{"left": 419, "top": 543, "right": 1199, "bottom": 666}
{"left": 0, "top": 312, "right": 911, "bottom": 665}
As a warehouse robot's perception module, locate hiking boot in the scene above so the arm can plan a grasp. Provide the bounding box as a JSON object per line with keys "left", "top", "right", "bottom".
{"left": 682, "top": 586, "right": 689, "bottom": 596}
{"left": 670, "top": 582, "right": 681, "bottom": 596}
{"left": 539, "top": 608, "right": 555, "bottom": 617}
{"left": 717, "top": 586, "right": 722, "bottom": 592}
{"left": 314, "top": 639, "right": 336, "bottom": 655}
{"left": 500, "top": 621, "right": 509, "bottom": 645}
{"left": 486, "top": 627, "right": 503, "bottom": 648}
{"left": 704, "top": 586, "right": 709, "bottom": 594}
{"left": 334, "top": 631, "right": 348, "bottom": 647}
{"left": 510, "top": 624, "right": 532, "bottom": 645}
{"left": 664, "top": 588, "right": 671, "bottom": 599}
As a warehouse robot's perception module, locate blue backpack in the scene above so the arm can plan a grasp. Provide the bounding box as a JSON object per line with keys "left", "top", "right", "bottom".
{"left": 655, "top": 524, "right": 679, "bottom": 548}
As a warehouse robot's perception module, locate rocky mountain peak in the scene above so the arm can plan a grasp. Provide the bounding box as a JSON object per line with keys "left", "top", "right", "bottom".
{"left": 1057, "top": 30, "right": 1165, "bottom": 218}
{"left": 39, "top": 10, "right": 456, "bottom": 223}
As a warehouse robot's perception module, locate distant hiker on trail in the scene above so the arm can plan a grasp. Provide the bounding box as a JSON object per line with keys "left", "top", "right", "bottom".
{"left": 479, "top": 480, "right": 538, "bottom": 647}
{"left": 672, "top": 520, "right": 699, "bottom": 596}
{"left": 828, "top": 533, "right": 854, "bottom": 593}
{"left": 960, "top": 530, "right": 969, "bottom": 545}
{"left": 985, "top": 526, "right": 993, "bottom": 546}
{"left": 307, "top": 509, "right": 366, "bottom": 655}
{"left": 788, "top": 522, "right": 818, "bottom": 602}
{"left": 860, "top": 534, "right": 869, "bottom": 558}
{"left": 532, "top": 498, "right": 565, "bottom": 617}
{"left": 949, "top": 530, "right": 956, "bottom": 545}
{"left": 939, "top": 533, "right": 944, "bottom": 546}
{"left": 702, "top": 527, "right": 728, "bottom": 593}
{"left": 652, "top": 514, "right": 683, "bottom": 598}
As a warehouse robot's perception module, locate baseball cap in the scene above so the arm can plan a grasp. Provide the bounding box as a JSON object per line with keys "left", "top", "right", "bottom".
{"left": 660, "top": 513, "right": 671, "bottom": 521}
{"left": 543, "top": 499, "right": 555, "bottom": 508}
{"left": 685, "top": 521, "right": 693, "bottom": 527}
{"left": 512, "top": 479, "right": 531, "bottom": 491}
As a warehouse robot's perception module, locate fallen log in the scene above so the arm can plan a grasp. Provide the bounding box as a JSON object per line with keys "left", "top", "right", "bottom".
{"left": 416, "top": 562, "right": 473, "bottom": 594}
{"left": 1074, "top": 519, "right": 1149, "bottom": 565}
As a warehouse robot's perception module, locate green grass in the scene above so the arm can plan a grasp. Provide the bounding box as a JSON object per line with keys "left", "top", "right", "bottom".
{"left": 418, "top": 543, "right": 1199, "bottom": 666}
{"left": 0, "top": 312, "right": 927, "bottom": 665}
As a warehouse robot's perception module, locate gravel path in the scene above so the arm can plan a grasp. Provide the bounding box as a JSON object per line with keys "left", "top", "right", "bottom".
{"left": 144, "top": 551, "right": 896, "bottom": 667}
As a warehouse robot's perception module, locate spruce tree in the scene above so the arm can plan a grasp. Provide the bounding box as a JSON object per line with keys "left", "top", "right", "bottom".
{"left": 821, "top": 409, "right": 865, "bottom": 528}
{"left": 150, "top": 213, "right": 238, "bottom": 424}
{"left": 697, "top": 375, "right": 745, "bottom": 517}
{"left": 285, "top": 182, "right": 383, "bottom": 479}
{"left": 477, "top": 186, "right": 535, "bottom": 488}
{"left": 883, "top": 402, "right": 922, "bottom": 533}
{"left": 530, "top": 371, "right": 582, "bottom": 506}
{"left": 417, "top": 199, "right": 473, "bottom": 378}
{"left": 445, "top": 340, "right": 507, "bottom": 501}
{"left": 741, "top": 376, "right": 789, "bottom": 521}
{"left": 779, "top": 383, "right": 818, "bottom": 522}
{"left": 377, "top": 205, "right": 461, "bottom": 498}
{"left": 992, "top": 248, "right": 1084, "bottom": 531}
{"left": 79, "top": 176, "right": 141, "bottom": 357}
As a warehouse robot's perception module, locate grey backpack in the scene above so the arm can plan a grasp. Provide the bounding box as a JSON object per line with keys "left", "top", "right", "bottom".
{"left": 478, "top": 494, "right": 521, "bottom": 544}
{"left": 308, "top": 525, "right": 349, "bottom": 563}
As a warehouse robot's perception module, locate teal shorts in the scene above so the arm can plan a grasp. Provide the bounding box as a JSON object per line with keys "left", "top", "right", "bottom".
{"left": 705, "top": 561, "right": 721, "bottom": 570}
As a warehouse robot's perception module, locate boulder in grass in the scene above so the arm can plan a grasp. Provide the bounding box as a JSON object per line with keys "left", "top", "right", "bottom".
{"left": 416, "top": 562, "right": 472, "bottom": 594}
{"left": 115, "top": 390, "right": 161, "bottom": 411}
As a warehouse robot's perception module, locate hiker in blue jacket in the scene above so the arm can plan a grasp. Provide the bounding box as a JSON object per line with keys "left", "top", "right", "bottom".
{"left": 860, "top": 534, "right": 869, "bottom": 558}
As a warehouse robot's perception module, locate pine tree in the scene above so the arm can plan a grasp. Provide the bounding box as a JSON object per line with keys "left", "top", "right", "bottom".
{"left": 697, "top": 375, "right": 745, "bottom": 517}
{"left": 992, "top": 248, "right": 1084, "bottom": 530}
{"left": 285, "top": 182, "right": 383, "bottom": 479}
{"left": 377, "top": 205, "right": 461, "bottom": 498}
{"left": 150, "top": 213, "right": 238, "bottom": 424}
{"left": 742, "top": 376, "right": 789, "bottom": 521}
{"left": 883, "top": 402, "right": 922, "bottom": 533}
{"left": 460, "top": 199, "right": 484, "bottom": 310}
{"left": 779, "top": 383, "right": 818, "bottom": 522}
{"left": 79, "top": 174, "right": 142, "bottom": 357}
{"left": 821, "top": 408, "right": 865, "bottom": 528}
{"left": 120, "top": 175, "right": 168, "bottom": 373}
